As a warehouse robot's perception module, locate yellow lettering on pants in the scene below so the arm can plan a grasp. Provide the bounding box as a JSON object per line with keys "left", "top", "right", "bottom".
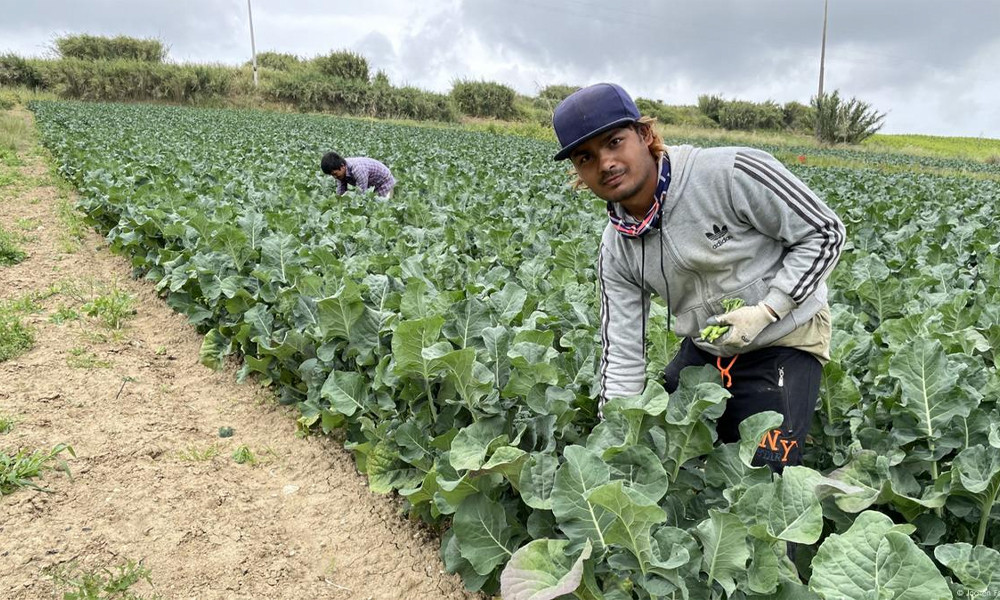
{"left": 759, "top": 429, "right": 782, "bottom": 452}
{"left": 780, "top": 439, "right": 798, "bottom": 463}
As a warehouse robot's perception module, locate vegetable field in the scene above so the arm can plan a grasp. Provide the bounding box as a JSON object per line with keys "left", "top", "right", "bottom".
{"left": 30, "top": 101, "right": 1000, "bottom": 599}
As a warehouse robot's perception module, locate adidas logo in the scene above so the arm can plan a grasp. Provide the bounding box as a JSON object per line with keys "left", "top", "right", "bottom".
{"left": 705, "top": 224, "right": 729, "bottom": 241}
{"left": 705, "top": 224, "right": 733, "bottom": 249}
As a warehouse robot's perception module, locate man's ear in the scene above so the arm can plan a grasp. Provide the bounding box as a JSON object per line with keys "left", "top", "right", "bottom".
{"left": 638, "top": 124, "right": 653, "bottom": 145}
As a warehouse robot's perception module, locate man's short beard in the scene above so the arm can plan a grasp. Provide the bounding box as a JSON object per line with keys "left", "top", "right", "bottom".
{"left": 607, "top": 170, "right": 651, "bottom": 205}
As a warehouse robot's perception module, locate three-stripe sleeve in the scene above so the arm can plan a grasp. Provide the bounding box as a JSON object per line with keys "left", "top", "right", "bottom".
{"left": 597, "top": 238, "right": 648, "bottom": 413}
{"left": 732, "top": 150, "right": 845, "bottom": 308}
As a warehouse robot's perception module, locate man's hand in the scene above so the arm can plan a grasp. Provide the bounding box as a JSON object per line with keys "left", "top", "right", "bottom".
{"left": 705, "top": 303, "right": 778, "bottom": 349}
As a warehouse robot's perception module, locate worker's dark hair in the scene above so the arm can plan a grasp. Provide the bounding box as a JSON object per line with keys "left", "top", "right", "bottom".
{"left": 320, "top": 151, "right": 346, "bottom": 174}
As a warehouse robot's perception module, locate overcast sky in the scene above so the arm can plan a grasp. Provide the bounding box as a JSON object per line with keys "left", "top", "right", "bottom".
{"left": 3, "top": 0, "right": 998, "bottom": 138}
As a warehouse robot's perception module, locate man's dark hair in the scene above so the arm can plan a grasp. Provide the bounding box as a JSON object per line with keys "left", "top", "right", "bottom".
{"left": 321, "top": 151, "right": 346, "bottom": 175}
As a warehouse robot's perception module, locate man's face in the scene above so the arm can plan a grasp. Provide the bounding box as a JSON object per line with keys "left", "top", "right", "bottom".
{"left": 569, "top": 126, "right": 656, "bottom": 205}
{"left": 331, "top": 165, "right": 347, "bottom": 180}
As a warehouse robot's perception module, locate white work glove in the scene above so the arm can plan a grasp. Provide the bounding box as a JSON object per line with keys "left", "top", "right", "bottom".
{"left": 706, "top": 303, "right": 778, "bottom": 349}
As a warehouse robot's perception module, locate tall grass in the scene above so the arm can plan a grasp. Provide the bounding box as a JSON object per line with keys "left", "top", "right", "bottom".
{"left": 32, "top": 59, "right": 242, "bottom": 103}
{"left": 265, "top": 69, "right": 457, "bottom": 121}
{"left": 451, "top": 80, "right": 518, "bottom": 120}
{"left": 636, "top": 98, "right": 718, "bottom": 128}
{"left": 311, "top": 50, "right": 369, "bottom": 81}
{"left": 0, "top": 109, "right": 33, "bottom": 155}
{"left": 55, "top": 34, "right": 167, "bottom": 62}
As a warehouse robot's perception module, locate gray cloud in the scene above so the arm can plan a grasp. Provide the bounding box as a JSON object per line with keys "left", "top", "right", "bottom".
{"left": 355, "top": 32, "right": 396, "bottom": 75}
{"left": 394, "top": 5, "right": 470, "bottom": 88}
{"left": 0, "top": 0, "right": 245, "bottom": 62}
{"left": 448, "top": 0, "right": 1000, "bottom": 135}
{"left": 458, "top": 0, "right": 998, "bottom": 95}
{"left": 0, "top": 0, "right": 997, "bottom": 136}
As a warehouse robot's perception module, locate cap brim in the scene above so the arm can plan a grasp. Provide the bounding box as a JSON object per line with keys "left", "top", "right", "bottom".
{"left": 552, "top": 117, "right": 638, "bottom": 161}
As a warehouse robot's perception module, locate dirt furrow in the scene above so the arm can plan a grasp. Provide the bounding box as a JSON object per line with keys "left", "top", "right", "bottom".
{"left": 0, "top": 108, "right": 476, "bottom": 600}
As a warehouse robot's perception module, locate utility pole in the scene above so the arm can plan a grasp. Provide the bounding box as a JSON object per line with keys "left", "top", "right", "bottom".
{"left": 815, "top": 0, "right": 828, "bottom": 139}
{"left": 247, "top": 0, "right": 259, "bottom": 87}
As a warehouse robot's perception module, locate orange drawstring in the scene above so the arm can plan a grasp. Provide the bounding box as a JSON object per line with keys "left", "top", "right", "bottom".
{"left": 716, "top": 355, "right": 739, "bottom": 388}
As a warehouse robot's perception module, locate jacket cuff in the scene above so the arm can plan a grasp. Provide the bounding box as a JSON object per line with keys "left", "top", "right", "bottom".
{"left": 762, "top": 288, "right": 796, "bottom": 320}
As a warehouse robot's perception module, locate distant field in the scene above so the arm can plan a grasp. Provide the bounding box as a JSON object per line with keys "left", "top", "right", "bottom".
{"left": 7, "top": 82, "right": 1000, "bottom": 176}
{"left": 656, "top": 124, "right": 1000, "bottom": 164}
{"left": 865, "top": 133, "right": 1000, "bottom": 161}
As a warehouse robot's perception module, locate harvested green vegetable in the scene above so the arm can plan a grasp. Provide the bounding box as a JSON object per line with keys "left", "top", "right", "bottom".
{"left": 700, "top": 298, "right": 745, "bottom": 342}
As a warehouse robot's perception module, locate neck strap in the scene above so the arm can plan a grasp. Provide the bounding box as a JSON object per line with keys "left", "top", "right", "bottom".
{"left": 607, "top": 155, "right": 671, "bottom": 238}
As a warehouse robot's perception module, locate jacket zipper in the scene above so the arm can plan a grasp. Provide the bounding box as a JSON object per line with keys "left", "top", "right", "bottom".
{"left": 653, "top": 227, "right": 704, "bottom": 311}
{"left": 778, "top": 365, "right": 791, "bottom": 435}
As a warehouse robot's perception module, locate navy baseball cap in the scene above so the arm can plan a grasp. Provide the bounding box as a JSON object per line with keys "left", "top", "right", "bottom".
{"left": 552, "top": 83, "right": 640, "bottom": 161}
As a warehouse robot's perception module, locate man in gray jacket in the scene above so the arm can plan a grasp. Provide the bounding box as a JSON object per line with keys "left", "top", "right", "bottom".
{"left": 552, "top": 83, "right": 845, "bottom": 472}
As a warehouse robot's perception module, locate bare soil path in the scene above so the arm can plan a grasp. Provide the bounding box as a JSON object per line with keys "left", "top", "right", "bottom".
{"left": 0, "top": 108, "right": 477, "bottom": 600}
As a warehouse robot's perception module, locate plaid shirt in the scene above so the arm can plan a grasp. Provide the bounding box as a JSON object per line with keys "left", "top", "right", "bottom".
{"left": 336, "top": 157, "right": 396, "bottom": 197}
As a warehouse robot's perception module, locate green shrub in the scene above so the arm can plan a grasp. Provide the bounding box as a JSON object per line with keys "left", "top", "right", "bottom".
{"left": 54, "top": 34, "right": 166, "bottom": 62}
{"left": 34, "top": 59, "right": 235, "bottom": 102}
{"left": 389, "top": 89, "right": 451, "bottom": 122}
{"left": 718, "top": 99, "right": 784, "bottom": 131}
{"left": 697, "top": 94, "right": 724, "bottom": 123}
{"left": 635, "top": 97, "right": 681, "bottom": 125}
{"left": 251, "top": 51, "right": 302, "bottom": 72}
{"left": 264, "top": 70, "right": 457, "bottom": 121}
{"left": 698, "top": 95, "right": 789, "bottom": 131}
{"left": 782, "top": 100, "right": 814, "bottom": 132}
{"left": 514, "top": 95, "right": 552, "bottom": 125}
{"left": 311, "top": 50, "right": 369, "bottom": 81}
{"left": 265, "top": 70, "right": 369, "bottom": 112}
{"left": 671, "top": 106, "right": 720, "bottom": 128}
{"left": 538, "top": 84, "right": 580, "bottom": 103}
{"left": 718, "top": 100, "right": 758, "bottom": 130}
{"left": 373, "top": 85, "right": 458, "bottom": 122}
{"left": 0, "top": 54, "right": 43, "bottom": 88}
{"left": 812, "top": 90, "right": 885, "bottom": 144}
{"left": 530, "top": 86, "right": 581, "bottom": 125}
{"left": 0, "top": 91, "right": 16, "bottom": 110}
{"left": 451, "top": 80, "right": 517, "bottom": 120}
{"left": 755, "top": 100, "right": 784, "bottom": 130}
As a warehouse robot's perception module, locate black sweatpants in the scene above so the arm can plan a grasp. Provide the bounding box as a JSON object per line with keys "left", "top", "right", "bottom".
{"left": 662, "top": 338, "right": 822, "bottom": 473}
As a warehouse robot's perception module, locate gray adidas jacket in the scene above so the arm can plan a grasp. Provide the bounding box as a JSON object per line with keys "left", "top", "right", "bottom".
{"left": 597, "top": 145, "right": 846, "bottom": 403}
